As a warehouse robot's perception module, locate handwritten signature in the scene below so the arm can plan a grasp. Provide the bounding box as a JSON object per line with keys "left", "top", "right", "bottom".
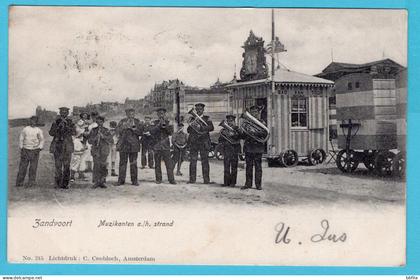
{"left": 274, "top": 219, "right": 347, "bottom": 245}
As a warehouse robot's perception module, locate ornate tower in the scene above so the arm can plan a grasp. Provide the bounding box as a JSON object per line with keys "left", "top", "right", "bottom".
{"left": 239, "top": 30, "right": 268, "bottom": 81}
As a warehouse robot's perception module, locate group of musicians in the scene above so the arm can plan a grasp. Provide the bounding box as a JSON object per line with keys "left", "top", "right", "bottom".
{"left": 16, "top": 102, "right": 268, "bottom": 191}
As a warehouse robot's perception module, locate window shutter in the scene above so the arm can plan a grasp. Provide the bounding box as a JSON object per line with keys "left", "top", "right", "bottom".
{"left": 309, "top": 96, "right": 325, "bottom": 129}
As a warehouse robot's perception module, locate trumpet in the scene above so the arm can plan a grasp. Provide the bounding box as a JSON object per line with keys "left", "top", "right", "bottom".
{"left": 188, "top": 108, "right": 208, "bottom": 135}
{"left": 240, "top": 111, "right": 270, "bottom": 143}
{"left": 219, "top": 120, "right": 240, "bottom": 144}
{"left": 159, "top": 117, "right": 168, "bottom": 129}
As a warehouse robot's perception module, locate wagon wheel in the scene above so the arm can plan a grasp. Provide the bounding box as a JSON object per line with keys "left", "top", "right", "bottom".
{"left": 318, "top": 149, "right": 327, "bottom": 163}
{"left": 280, "top": 150, "right": 299, "bottom": 167}
{"left": 308, "top": 149, "right": 326, "bottom": 165}
{"left": 362, "top": 150, "right": 377, "bottom": 171}
{"left": 392, "top": 152, "right": 405, "bottom": 178}
{"left": 336, "top": 149, "right": 359, "bottom": 173}
{"left": 215, "top": 144, "right": 224, "bottom": 160}
{"left": 374, "top": 150, "right": 395, "bottom": 176}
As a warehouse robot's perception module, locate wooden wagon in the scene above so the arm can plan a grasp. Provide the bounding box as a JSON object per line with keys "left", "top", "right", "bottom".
{"left": 334, "top": 70, "right": 406, "bottom": 176}
{"left": 227, "top": 68, "right": 334, "bottom": 167}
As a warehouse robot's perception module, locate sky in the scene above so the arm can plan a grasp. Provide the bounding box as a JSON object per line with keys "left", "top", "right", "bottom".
{"left": 8, "top": 7, "right": 407, "bottom": 118}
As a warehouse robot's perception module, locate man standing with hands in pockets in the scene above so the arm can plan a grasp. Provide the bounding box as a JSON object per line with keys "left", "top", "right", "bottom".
{"left": 16, "top": 116, "right": 44, "bottom": 188}
{"left": 115, "top": 108, "right": 143, "bottom": 186}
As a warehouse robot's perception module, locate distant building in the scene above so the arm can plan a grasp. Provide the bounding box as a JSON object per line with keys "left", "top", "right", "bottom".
{"left": 35, "top": 106, "right": 57, "bottom": 123}
{"left": 143, "top": 79, "right": 231, "bottom": 124}
{"left": 144, "top": 79, "right": 183, "bottom": 112}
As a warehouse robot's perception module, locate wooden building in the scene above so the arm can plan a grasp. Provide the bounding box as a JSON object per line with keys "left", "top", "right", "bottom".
{"left": 395, "top": 69, "right": 407, "bottom": 151}
{"left": 335, "top": 73, "right": 398, "bottom": 150}
{"left": 227, "top": 31, "right": 334, "bottom": 166}
{"left": 316, "top": 59, "right": 406, "bottom": 138}
{"left": 332, "top": 67, "right": 407, "bottom": 176}
{"left": 228, "top": 68, "right": 334, "bottom": 165}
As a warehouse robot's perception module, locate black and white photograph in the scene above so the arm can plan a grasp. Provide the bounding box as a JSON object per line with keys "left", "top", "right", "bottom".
{"left": 8, "top": 7, "right": 407, "bottom": 265}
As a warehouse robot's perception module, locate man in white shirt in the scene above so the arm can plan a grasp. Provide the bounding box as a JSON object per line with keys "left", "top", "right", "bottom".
{"left": 16, "top": 116, "right": 44, "bottom": 187}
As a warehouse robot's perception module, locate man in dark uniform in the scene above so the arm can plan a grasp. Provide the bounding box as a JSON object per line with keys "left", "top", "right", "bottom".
{"left": 150, "top": 108, "right": 176, "bottom": 184}
{"left": 241, "top": 105, "right": 267, "bottom": 190}
{"left": 116, "top": 108, "right": 143, "bottom": 186}
{"left": 88, "top": 116, "right": 114, "bottom": 188}
{"left": 140, "top": 116, "right": 154, "bottom": 169}
{"left": 187, "top": 103, "right": 214, "bottom": 184}
{"left": 172, "top": 122, "right": 188, "bottom": 176}
{"left": 49, "top": 107, "right": 76, "bottom": 189}
{"left": 218, "top": 114, "right": 241, "bottom": 187}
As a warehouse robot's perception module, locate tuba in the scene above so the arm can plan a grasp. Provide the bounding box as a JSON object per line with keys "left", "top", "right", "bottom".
{"left": 219, "top": 120, "right": 240, "bottom": 144}
{"left": 240, "top": 111, "right": 270, "bottom": 143}
{"left": 187, "top": 108, "right": 208, "bottom": 135}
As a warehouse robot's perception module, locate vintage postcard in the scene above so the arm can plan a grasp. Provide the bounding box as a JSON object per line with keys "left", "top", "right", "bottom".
{"left": 7, "top": 7, "right": 406, "bottom": 266}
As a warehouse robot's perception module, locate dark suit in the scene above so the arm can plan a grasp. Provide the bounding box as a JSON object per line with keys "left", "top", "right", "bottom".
{"left": 141, "top": 122, "right": 154, "bottom": 168}
{"left": 49, "top": 117, "right": 76, "bottom": 188}
{"left": 88, "top": 126, "right": 114, "bottom": 186}
{"left": 172, "top": 130, "right": 188, "bottom": 174}
{"left": 150, "top": 119, "right": 175, "bottom": 183}
{"left": 218, "top": 126, "right": 241, "bottom": 186}
{"left": 242, "top": 119, "right": 267, "bottom": 189}
{"left": 116, "top": 117, "right": 143, "bottom": 184}
{"left": 187, "top": 115, "right": 214, "bottom": 183}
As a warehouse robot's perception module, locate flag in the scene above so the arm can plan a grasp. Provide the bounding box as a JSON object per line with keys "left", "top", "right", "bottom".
{"left": 265, "top": 37, "right": 286, "bottom": 53}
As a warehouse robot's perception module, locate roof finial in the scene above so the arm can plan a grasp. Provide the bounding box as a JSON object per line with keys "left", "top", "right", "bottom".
{"left": 331, "top": 48, "right": 334, "bottom": 62}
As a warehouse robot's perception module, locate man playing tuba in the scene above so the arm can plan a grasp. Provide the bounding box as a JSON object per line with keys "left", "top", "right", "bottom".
{"left": 218, "top": 114, "right": 241, "bottom": 187}
{"left": 240, "top": 105, "right": 269, "bottom": 191}
{"left": 187, "top": 103, "right": 214, "bottom": 184}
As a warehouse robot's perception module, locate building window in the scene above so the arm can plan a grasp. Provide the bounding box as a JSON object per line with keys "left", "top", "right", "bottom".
{"left": 291, "top": 97, "right": 307, "bottom": 128}
{"left": 347, "top": 82, "right": 353, "bottom": 90}
{"left": 355, "top": 81, "right": 360, "bottom": 88}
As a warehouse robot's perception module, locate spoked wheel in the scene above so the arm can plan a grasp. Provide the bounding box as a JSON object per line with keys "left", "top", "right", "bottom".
{"left": 336, "top": 149, "right": 359, "bottom": 173}
{"left": 374, "top": 150, "right": 395, "bottom": 176}
{"left": 362, "top": 150, "right": 377, "bottom": 171}
{"left": 280, "top": 150, "right": 299, "bottom": 167}
{"left": 392, "top": 152, "right": 405, "bottom": 178}
{"left": 308, "top": 149, "right": 326, "bottom": 165}
{"left": 215, "top": 144, "right": 224, "bottom": 160}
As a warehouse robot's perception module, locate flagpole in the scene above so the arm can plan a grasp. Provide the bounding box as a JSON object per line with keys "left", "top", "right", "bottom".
{"left": 268, "top": 8, "right": 275, "bottom": 154}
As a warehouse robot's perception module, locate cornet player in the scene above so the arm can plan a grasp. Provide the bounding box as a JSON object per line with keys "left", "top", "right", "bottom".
{"left": 150, "top": 107, "right": 176, "bottom": 184}
{"left": 241, "top": 105, "right": 266, "bottom": 191}
{"left": 218, "top": 114, "right": 241, "bottom": 187}
{"left": 115, "top": 108, "right": 143, "bottom": 186}
{"left": 187, "top": 103, "right": 214, "bottom": 184}
{"left": 49, "top": 107, "right": 76, "bottom": 189}
{"left": 88, "top": 116, "right": 114, "bottom": 188}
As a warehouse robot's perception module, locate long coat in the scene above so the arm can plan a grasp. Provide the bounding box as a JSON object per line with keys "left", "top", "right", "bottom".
{"left": 187, "top": 115, "right": 214, "bottom": 150}
{"left": 150, "top": 119, "right": 173, "bottom": 151}
{"left": 49, "top": 117, "right": 76, "bottom": 154}
{"left": 116, "top": 117, "right": 143, "bottom": 153}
